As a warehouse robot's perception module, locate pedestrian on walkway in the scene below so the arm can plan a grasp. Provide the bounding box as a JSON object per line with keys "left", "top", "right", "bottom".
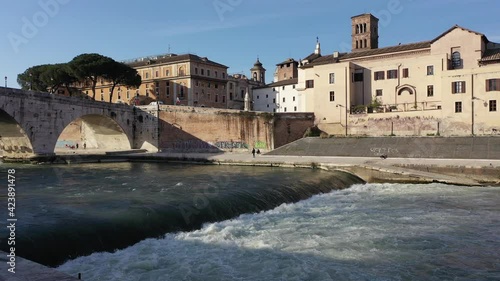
{"left": 252, "top": 148, "right": 256, "bottom": 158}
{"left": 83, "top": 143, "right": 86, "bottom": 149}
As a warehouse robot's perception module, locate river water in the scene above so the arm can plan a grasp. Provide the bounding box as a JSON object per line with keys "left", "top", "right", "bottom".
{"left": 1, "top": 162, "right": 499, "bottom": 280}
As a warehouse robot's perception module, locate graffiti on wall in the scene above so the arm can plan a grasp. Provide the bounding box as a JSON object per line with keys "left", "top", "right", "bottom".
{"left": 370, "top": 147, "right": 399, "bottom": 156}
{"left": 254, "top": 141, "right": 267, "bottom": 149}
{"left": 214, "top": 141, "right": 248, "bottom": 150}
{"left": 166, "top": 140, "right": 215, "bottom": 151}
{"left": 162, "top": 140, "right": 252, "bottom": 152}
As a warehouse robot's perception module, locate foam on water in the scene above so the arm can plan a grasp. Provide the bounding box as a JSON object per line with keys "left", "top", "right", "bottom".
{"left": 58, "top": 183, "right": 500, "bottom": 281}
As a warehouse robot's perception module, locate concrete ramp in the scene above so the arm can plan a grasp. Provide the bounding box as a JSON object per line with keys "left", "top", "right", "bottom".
{"left": 268, "top": 137, "right": 500, "bottom": 159}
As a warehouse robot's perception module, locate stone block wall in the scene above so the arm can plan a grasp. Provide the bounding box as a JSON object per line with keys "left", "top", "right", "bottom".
{"left": 157, "top": 106, "right": 314, "bottom": 152}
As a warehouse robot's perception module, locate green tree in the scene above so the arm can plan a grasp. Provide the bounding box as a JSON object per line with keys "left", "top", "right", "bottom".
{"left": 68, "top": 53, "right": 114, "bottom": 99}
{"left": 103, "top": 61, "right": 142, "bottom": 102}
{"left": 17, "top": 65, "right": 50, "bottom": 91}
{"left": 39, "top": 64, "right": 78, "bottom": 95}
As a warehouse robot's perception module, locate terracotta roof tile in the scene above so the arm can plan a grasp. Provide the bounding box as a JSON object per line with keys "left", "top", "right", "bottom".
{"left": 255, "top": 78, "right": 298, "bottom": 89}
{"left": 303, "top": 53, "right": 321, "bottom": 63}
{"left": 481, "top": 48, "right": 500, "bottom": 62}
{"left": 277, "top": 58, "right": 298, "bottom": 66}
{"left": 302, "top": 41, "right": 431, "bottom": 68}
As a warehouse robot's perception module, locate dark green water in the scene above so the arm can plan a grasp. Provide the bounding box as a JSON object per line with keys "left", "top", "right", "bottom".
{"left": 0, "top": 162, "right": 361, "bottom": 267}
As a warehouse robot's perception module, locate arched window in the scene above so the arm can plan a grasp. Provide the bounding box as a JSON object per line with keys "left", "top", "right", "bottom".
{"left": 363, "top": 23, "right": 367, "bottom": 33}
{"left": 253, "top": 72, "right": 257, "bottom": 80}
{"left": 356, "top": 24, "right": 360, "bottom": 34}
{"left": 364, "top": 39, "right": 367, "bottom": 48}
{"left": 356, "top": 41, "right": 359, "bottom": 49}
{"left": 452, "top": 52, "right": 462, "bottom": 69}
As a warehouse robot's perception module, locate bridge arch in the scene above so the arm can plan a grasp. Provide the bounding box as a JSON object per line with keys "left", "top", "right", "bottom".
{"left": 1, "top": 88, "right": 159, "bottom": 159}
{"left": 0, "top": 109, "right": 35, "bottom": 159}
{"left": 55, "top": 114, "right": 132, "bottom": 153}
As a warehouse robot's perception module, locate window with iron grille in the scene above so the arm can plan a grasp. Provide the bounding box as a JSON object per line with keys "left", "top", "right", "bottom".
{"left": 455, "top": 101, "right": 462, "bottom": 113}
{"left": 427, "top": 85, "right": 434, "bottom": 97}
{"left": 306, "top": 80, "right": 314, "bottom": 88}
{"left": 490, "top": 100, "right": 497, "bottom": 112}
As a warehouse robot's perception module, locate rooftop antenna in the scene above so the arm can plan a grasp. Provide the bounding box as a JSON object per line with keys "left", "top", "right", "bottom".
{"left": 168, "top": 44, "right": 171, "bottom": 54}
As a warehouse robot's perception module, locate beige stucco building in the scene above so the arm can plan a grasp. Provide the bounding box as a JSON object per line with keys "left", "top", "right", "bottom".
{"left": 77, "top": 53, "right": 230, "bottom": 107}
{"left": 226, "top": 59, "right": 266, "bottom": 110}
{"left": 299, "top": 14, "right": 500, "bottom": 136}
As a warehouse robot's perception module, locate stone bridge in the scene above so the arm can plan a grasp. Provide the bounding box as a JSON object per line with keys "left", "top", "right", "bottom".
{"left": 0, "top": 87, "right": 159, "bottom": 159}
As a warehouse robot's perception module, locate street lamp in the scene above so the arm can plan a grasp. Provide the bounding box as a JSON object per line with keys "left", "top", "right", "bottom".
{"left": 4, "top": 76, "right": 6, "bottom": 88}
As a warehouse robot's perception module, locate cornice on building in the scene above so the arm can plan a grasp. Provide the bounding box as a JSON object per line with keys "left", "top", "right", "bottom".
{"left": 126, "top": 53, "right": 228, "bottom": 69}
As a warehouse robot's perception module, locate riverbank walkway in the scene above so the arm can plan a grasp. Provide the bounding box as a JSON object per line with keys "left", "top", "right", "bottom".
{"left": 127, "top": 151, "right": 500, "bottom": 186}
{"left": 49, "top": 145, "right": 500, "bottom": 186}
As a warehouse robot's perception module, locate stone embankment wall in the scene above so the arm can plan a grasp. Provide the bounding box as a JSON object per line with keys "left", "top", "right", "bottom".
{"left": 347, "top": 111, "right": 500, "bottom": 137}
{"left": 157, "top": 106, "right": 314, "bottom": 152}
{"left": 268, "top": 136, "right": 500, "bottom": 159}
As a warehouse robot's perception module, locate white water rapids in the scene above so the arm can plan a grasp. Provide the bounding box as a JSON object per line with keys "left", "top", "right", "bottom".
{"left": 58, "top": 183, "right": 500, "bottom": 281}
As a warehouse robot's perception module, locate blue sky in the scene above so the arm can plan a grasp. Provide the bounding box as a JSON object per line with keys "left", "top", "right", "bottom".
{"left": 1, "top": 0, "right": 499, "bottom": 87}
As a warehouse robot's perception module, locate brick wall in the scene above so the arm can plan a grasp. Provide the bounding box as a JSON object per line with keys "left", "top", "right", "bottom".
{"left": 158, "top": 106, "right": 314, "bottom": 152}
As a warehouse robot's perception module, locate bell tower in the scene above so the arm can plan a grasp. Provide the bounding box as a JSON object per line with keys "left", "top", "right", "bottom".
{"left": 351, "top": 14, "right": 379, "bottom": 52}
{"left": 250, "top": 58, "right": 266, "bottom": 85}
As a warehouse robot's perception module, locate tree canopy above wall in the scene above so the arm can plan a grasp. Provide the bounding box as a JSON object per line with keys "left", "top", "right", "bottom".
{"left": 18, "top": 53, "right": 142, "bottom": 102}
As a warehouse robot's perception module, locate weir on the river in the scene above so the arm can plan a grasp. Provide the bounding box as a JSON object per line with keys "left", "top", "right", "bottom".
{"left": 0, "top": 162, "right": 363, "bottom": 267}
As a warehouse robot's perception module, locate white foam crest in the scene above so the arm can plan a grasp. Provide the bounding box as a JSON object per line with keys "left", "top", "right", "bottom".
{"left": 58, "top": 183, "right": 500, "bottom": 280}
